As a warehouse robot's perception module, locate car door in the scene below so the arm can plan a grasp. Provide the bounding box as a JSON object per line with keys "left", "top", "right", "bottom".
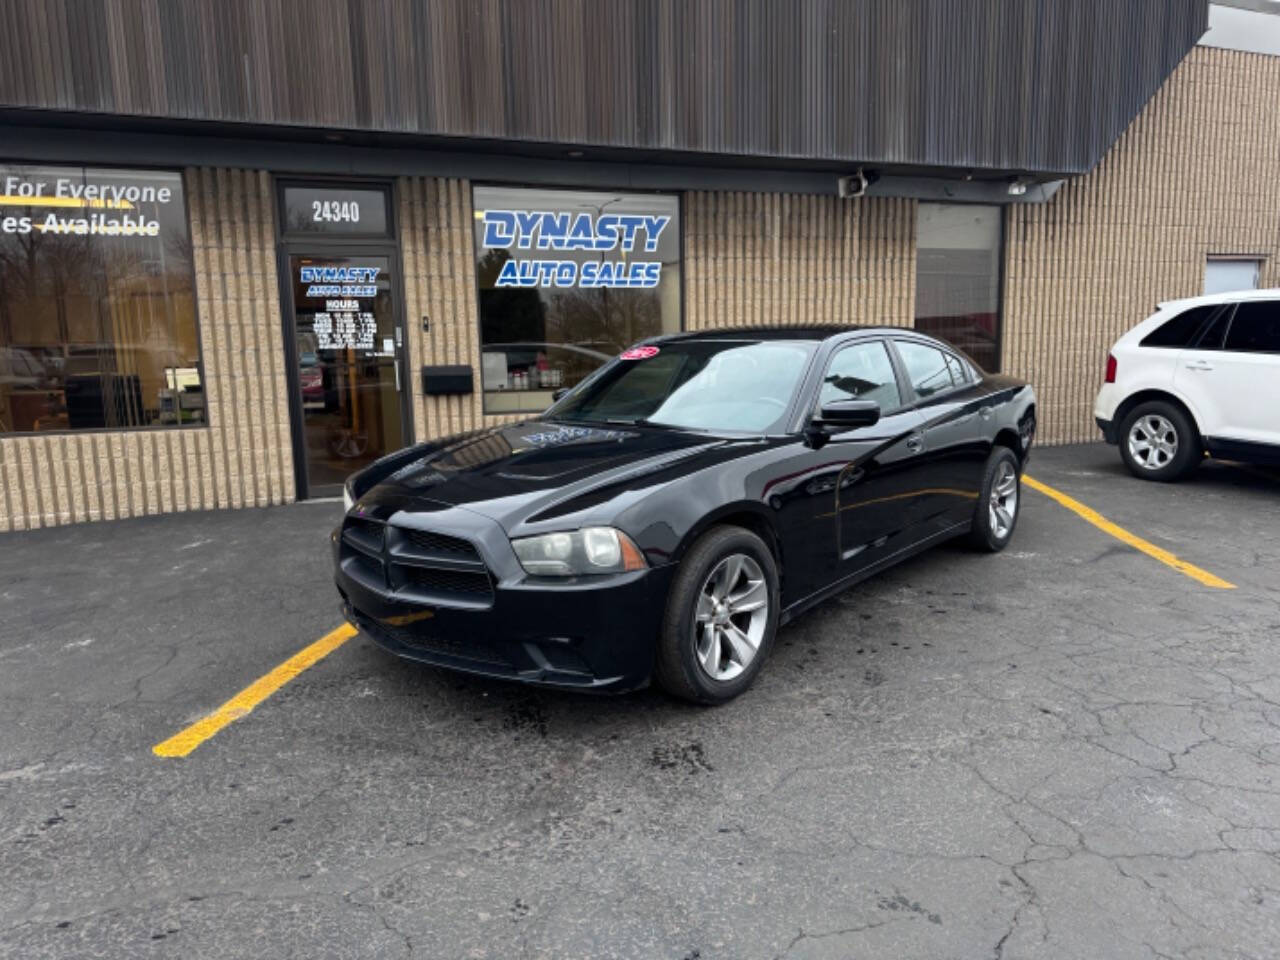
{"left": 1174, "top": 299, "right": 1280, "bottom": 446}
{"left": 815, "top": 339, "right": 928, "bottom": 573}
{"left": 891, "top": 338, "right": 987, "bottom": 533}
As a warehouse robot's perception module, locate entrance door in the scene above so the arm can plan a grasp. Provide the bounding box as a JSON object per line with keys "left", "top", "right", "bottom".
{"left": 286, "top": 252, "right": 406, "bottom": 496}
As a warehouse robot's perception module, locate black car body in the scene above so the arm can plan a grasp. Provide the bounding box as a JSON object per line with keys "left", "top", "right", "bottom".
{"left": 333, "top": 327, "right": 1036, "bottom": 700}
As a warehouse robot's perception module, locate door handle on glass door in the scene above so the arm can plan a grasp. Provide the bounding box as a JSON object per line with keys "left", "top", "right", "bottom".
{"left": 394, "top": 362, "right": 401, "bottom": 392}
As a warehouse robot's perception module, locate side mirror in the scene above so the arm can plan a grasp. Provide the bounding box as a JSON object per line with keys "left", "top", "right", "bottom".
{"left": 815, "top": 398, "right": 881, "bottom": 429}
{"left": 550, "top": 387, "right": 570, "bottom": 402}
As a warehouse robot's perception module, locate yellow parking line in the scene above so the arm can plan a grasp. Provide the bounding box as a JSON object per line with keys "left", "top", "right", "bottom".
{"left": 153, "top": 623, "right": 357, "bottom": 758}
{"left": 1022, "top": 474, "right": 1236, "bottom": 590}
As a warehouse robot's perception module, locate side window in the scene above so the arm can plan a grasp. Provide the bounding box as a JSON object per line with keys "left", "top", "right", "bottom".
{"left": 895, "top": 340, "right": 955, "bottom": 399}
{"left": 820, "top": 341, "right": 902, "bottom": 412}
{"left": 1195, "top": 307, "right": 1233, "bottom": 351}
{"left": 1223, "top": 301, "right": 1280, "bottom": 353}
{"left": 1140, "top": 305, "right": 1221, "bottom": 348}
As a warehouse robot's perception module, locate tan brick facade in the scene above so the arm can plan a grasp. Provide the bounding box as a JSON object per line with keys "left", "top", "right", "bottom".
{"left": 2, "top": 47, "right": 1275, "bottom": 529}
{"left": 399, "top": 176, "right": 522, "bottom": 442}
{"left": 0, "top": 168, "right": 293, "bottom": 532}
{"left": 1003, "top": 46, "right": 1280, "bottom": 444}
{"left": 684, "top": 191, "right": 918, "bottom": 330}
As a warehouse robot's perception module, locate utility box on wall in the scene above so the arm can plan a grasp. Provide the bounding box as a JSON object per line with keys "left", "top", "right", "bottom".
{"left": 421, "top": 365, "right": 474, "bottom": 396}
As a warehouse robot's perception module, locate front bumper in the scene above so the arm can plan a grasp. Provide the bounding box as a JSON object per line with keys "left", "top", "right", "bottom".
{"left": 334, "top": 531, "right": 675, "bottom": 692}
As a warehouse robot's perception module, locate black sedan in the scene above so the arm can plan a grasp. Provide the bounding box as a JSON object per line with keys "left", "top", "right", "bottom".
{"left": 335, "top": 327, "right": 1037, "bottom": 704}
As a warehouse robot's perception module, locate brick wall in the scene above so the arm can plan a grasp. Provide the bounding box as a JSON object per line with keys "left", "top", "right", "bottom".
{"left": 685, "top": 191, "right": 917, "bottom": 329}
{"left": 1003, "top": 46, "right": 1280, "bottom": 445}
{"left": 0, "top": 168, "right": 293, "bottom": 531}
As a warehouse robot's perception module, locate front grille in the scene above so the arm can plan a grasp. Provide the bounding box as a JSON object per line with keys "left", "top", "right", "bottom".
{"left": 339, "top": 516, "right": 494, "bottom": 608}
{"left": 342, "top": 516, "right": 385, "bottom": 556}
{"left": 379, "top": 622, "right": 512, "bottom": 667}
{"left": 399, "top": 528, "right": 479, "bottom": 560}
{"left": 396, "top": 564, "right": 494, "bottom": 598}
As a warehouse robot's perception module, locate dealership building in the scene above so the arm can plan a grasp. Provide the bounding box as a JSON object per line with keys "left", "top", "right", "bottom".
{"left": 0, "top": 0, "right": 1276, "bottom": 531}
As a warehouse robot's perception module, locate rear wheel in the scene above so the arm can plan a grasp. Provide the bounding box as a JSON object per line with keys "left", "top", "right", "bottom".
{"left": 1118, "top": 401, "right": 1200, "bottom": 481}
{"left": 654, "top": 525, "right": 779, "bottom": 705}
{"left": 968, "top": 447, "right": 1021, "bottom": 552}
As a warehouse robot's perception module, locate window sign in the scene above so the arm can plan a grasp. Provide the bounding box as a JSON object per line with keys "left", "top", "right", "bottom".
{"left": 0, "top": 164, "right": 204, "bottom": 434}
{"left": 298, "top": 266, "right": 380, "bottom": 352}
{"left": 473, "top": 186, "right": 681, "bottom": 415}
{"left": 479, "top": 209, "right": 671, "bottom": 288}
{"left": 280, "top": 185, "right": 390, "bottom": 236}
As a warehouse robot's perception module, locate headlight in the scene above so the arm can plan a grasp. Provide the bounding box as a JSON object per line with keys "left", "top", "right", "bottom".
{"left": 511, "top": 527, "right": 647, "bottom": 576}
{"left": 342, "top": 478, "right": 355, "bottom": 512}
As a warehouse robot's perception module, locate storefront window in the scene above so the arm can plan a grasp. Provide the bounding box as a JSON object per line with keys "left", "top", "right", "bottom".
{"left": 914, "top": 203, "right": 1003, "bottom": 372}
{"left": 0, "top": 164, "right": 202, "bottom": 433}
{"left": 472, "top": 186, "right": 681, "bottom": 413}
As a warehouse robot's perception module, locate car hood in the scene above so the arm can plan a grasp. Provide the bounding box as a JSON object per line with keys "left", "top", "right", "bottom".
{"left": 365, "top": 420, "right": 729, "bottom": 529}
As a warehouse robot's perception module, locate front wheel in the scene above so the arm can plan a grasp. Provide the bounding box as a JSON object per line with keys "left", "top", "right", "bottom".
{"left": 654, "top": 525, "right": 780, "bottom": 705}
{"left": 968, "top": 447, "right": 1021, "bottom": 552}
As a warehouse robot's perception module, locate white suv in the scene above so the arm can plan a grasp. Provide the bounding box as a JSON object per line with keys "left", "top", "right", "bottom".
{"left": 1094, "top": 289, "right": 1280, "bottom": 481}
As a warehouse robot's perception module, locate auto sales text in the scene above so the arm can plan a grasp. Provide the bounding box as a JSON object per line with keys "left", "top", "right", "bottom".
{"left": 481, "top": 209, "right": 670, "bottom": 289}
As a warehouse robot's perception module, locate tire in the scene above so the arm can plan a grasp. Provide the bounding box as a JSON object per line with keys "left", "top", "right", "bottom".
{"left": 1117, "top": 400, "right": 1201, "bottom": 482}
{"left": 968, "top": 446, "right": 1022, "bottom": 553}
{"left": 654, "top": 525, "right": 780, "bottom": 705}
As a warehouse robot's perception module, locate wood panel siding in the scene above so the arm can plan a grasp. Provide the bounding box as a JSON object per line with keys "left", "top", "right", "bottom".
{"left": 1002, "top": 46, "right": 1280, "bottom": 445}
{"left": 0, "top": 168, "right": 293, "bottom": 531}
{"left": 0, "top": 0, "right": 1205, "bottom": 178}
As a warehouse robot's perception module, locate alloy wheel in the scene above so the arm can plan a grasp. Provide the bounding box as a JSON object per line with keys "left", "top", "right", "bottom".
{"left": 693, "top": 553, "right": 769, "bottom": 682}
{"left": 989, "top": 460, "right": 1019, "bottom": 540}
{"left": 1127, "top": 414, "right": 1179, "bottom": 471}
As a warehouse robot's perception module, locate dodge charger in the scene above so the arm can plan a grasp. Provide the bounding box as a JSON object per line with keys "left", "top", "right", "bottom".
{"left": 334, "top": 327, "right": 1037, "bottom": 703}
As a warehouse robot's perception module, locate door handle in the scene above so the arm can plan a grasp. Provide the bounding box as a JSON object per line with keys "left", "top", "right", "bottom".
{"left": 1184, "top": 360, "right": 1214, "bottom": 372}
{"left": 394, "top": 362, "right": 401, "bottom": 393}
{"left": 979, "top": 406, "right": 994, "bottom": 421}
{"left": 905, "top": 433, "right": 924, "bottom": 453}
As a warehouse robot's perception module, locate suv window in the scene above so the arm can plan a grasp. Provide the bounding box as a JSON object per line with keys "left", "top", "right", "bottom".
{"left": 1140, "top": 305, "right": 1222, "bottom": 348}
{"left": 820, "top": 341, "right": 902, "bottom": 412}
{"left": 1223, "top": 301, "right": 1280, "bottom": 353}
{"left": 1195, "top": 308, "right": 1232, "bottom": 350}
{"left": 895, "top": 340, "right": 955, "bottom": 399}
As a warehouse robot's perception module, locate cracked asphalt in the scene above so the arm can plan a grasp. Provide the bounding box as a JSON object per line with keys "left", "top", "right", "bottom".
{"left": 2, "top": 443, "right": 1279, "bottom": 960}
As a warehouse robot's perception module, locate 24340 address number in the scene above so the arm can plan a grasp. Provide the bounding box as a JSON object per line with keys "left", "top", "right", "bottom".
{"left": 312, "top": 200, "right": 361, "bottom": 224}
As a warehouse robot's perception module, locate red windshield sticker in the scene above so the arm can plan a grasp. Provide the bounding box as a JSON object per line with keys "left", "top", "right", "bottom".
{"left": 620, "top": 345, "right": 660, "bottom": 360}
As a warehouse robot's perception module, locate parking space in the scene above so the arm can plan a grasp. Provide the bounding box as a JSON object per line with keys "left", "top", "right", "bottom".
{"left": 2, "top": 443, "right": 1279, "bottom": 960}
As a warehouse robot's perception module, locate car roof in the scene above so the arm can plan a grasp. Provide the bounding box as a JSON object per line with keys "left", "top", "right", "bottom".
{"left": 1157, "top": 287, "right": 1280, "bottom": 311}
{"left": 652, "top": 324, "right": 914, "bottom": 344}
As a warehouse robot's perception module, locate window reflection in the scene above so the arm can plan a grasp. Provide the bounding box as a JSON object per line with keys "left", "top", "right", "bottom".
{"left": 0, "top": 165, "right": 203, "bottom": 433}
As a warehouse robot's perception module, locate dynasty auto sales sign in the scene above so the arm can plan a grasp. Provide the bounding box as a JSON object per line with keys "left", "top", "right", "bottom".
{"left": 480, "top": 209, "right": 671, "bottom": 289}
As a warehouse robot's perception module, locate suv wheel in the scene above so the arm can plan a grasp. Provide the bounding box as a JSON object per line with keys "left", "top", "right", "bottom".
{"left": 654, "top": 525, "right": 779, "bottom": 705}
{"left": 1118, "top": 401, "right": 1201, "bottom": 482}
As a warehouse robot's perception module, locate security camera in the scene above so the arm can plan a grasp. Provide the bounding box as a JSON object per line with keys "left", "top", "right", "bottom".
{"left": 837, "top": 167, "right": 879, "bottom": 199}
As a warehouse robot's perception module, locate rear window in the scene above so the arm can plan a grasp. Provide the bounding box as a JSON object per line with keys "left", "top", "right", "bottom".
{"left": 1140, "top": 305, "right": 1222, "bottom": 348}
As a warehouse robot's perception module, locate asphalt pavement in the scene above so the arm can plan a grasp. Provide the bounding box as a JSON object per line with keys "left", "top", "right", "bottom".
{"left": 1, "top": 444, "right": 1278, "bottom": 960}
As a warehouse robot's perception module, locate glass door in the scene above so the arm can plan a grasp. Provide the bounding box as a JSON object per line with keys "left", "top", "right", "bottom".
{"left": 287, "top": 252, "right": 404, "bottom": 496}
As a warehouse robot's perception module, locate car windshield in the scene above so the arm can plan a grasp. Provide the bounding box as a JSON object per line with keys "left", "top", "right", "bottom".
{"left": 544, "top": 339, "right": 815, "bottom": 433}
